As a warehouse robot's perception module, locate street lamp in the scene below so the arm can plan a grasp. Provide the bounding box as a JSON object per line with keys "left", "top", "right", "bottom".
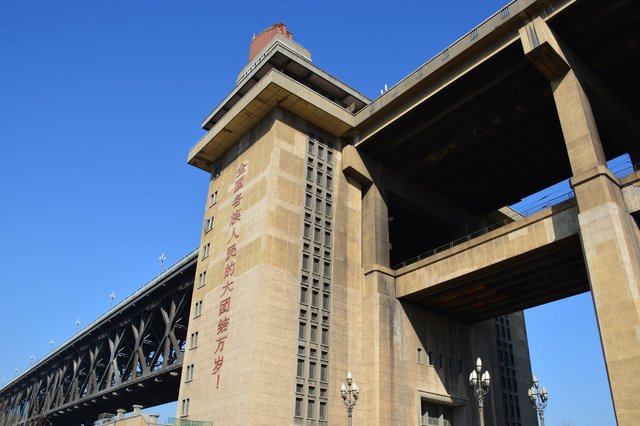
{"left": 159, "top": 253, "right": 166, "bottom": 273}
{"left": 74, "top": 319, "right": 81, "bottom": 333}
{"left": 469, "top": 357, "right": 491, "bottom": 426}
{"left": 528, "top": 375, "right": 548, "bottom": 426}
{"left": 341, "top": 371, "right": 359, "bottom": 426}
{"left": 109, "top": 291, "right": 117, "bottom": 309}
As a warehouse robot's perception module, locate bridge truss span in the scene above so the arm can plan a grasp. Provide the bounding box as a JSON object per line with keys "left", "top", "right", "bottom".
{"left": 0, "top": 251, "right": 198, "bottom": 426}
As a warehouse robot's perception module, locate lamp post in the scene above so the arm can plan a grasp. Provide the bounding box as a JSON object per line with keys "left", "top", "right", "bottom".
{"left": 528, "top": 375, "right": 548, "bottom": 426}
{"left": 469, "top": 357, "right": 490, "bottom": 426}
{"left": 340, "top": 371, "right": 359, "bottom": 426}
{"left": 109, "top": 291, "right": 117, "bottom": 309}
{"left": 159, "top": 253, "right": 166, "bottom": 273}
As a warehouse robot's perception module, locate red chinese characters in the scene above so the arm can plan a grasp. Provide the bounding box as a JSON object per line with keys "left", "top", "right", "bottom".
{"left": 213, "top": 162, "right": 248, "bottom": 388}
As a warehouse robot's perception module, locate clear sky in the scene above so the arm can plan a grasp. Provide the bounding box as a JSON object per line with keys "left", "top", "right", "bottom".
{"left": 0, "top": 1, "right": 616, "bottom": 424}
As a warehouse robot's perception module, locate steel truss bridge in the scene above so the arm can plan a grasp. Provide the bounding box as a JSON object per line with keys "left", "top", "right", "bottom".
{"left": 0, "top": 251, "right": 197, "bottom": 426}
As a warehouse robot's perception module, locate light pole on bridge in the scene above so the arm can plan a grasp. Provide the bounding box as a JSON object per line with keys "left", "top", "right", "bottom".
{"left": 341, "top": 371, "right": 360, "bottom": 426}
{"left": 469, "top": 357, "right": 491, "bottom": 426}
{"left": 159, "top": 253, "right": 166, "bottom": 273}
{"left": 528, "top": 374, "right": 548, "bottom": 426}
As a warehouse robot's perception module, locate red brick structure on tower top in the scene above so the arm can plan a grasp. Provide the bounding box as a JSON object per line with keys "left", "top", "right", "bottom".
{"left": 249, "top": 23, "right": 292, "bottom": 62}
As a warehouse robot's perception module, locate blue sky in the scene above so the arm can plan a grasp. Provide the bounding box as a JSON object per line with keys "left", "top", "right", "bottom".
{"left": 0, "top": 1, "right": 615, "bottom": 424}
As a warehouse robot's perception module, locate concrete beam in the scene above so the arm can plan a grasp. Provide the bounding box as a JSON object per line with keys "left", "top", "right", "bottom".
{"left": 396, "top": 201, "right": 579, "bottom": 298}
{"left": 342, "top": 145, "right": 373, "bottom": 187}
{"left": 521, "top": 17, "right": 640, "bottom": 158}
{"left": 353, "top": 148, "right": 488, "bottom": 231}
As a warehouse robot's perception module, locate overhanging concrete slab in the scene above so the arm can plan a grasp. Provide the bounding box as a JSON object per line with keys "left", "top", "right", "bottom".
{"left": 188, "top": 70, "right": 357, "bottom": 172}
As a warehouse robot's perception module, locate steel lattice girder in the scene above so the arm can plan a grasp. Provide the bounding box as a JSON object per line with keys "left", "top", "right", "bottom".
{"left": 0, "top": 252, "right": 197, "bottom": 426}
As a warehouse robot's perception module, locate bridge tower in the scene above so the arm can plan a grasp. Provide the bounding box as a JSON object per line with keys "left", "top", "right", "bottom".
{"left": 178, "top": 23, "right": 537, "bottom": 426}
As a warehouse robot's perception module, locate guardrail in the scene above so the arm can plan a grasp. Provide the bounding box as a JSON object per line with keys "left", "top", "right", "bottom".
{"left": 392, "top": 160, "right": 639, "bottom": 269}
{"left": 393, "top": 219, "right": 511, "bottom": 269}
{"left": 392, "top": 191, "right": 576, "bottom": 269}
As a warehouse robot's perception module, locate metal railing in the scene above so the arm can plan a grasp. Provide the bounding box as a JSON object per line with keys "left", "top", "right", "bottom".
{"left": 610, "top": 161, "right": 640, "bottom": 179}
{"left": 393, "top": 219, "right": 511, "bottom": 269}
{"left": 393, "top": 190, "right": 576, "bottom": 269}
{"left": 393, "top": 160, "right": 640, "bottom": 269}
{"left": 518, "top": 190, "right": 575, "bottom": 217}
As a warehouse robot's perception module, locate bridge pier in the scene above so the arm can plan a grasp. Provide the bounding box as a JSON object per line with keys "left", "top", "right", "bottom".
{"left": 522, "top": 17, "right": 640, "bottom": 424}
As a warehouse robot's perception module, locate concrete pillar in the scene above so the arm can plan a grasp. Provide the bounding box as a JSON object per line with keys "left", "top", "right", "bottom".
{"left": 521, "top": 18, "right": 640, "bottom": 424}
{"left": 342, "top": 144, "right": 390, "bottom": 269}
{"left": 342, "top": 147, "right": 401, "bottom": 425}
{"left": 362, "top": 268, "right": 404, "bottom": 426}
{"left": 132, "top": 405, "right": 143, "bottom": 416}
{"left": 148, "top": 414, "right": 160, "bottom": 425}
{"left": 362, "top": 183, "right": 390, "bottom": 268}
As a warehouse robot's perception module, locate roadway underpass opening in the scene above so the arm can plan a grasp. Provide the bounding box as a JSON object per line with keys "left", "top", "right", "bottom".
{"left": 387, "top": 192, "right": 460, "bottom": 268}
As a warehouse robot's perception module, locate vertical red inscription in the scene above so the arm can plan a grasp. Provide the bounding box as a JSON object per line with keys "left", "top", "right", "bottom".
{"left": 213, "top": 162, "right": 248, "bottom": 388}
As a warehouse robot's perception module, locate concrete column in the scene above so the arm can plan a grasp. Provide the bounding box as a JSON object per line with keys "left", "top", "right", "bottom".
{"left": 342, "top": 144, "right": 390, "bottom": 268}
{"left": 521, "top": 18, "right": 640, "bottom": 424}
{"left": 362, "top": 183, "right": 390, "bottom": 268}
{"left": 342, "top": 146, "right": 402, "bottom": 425}
{"left": 362, "top": 269, "right": 404, "bottom": 426}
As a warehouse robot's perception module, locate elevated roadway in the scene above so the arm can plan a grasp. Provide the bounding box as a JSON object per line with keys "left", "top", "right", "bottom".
{"left": 0, "top": 251, "right": 197, "bottom": 426}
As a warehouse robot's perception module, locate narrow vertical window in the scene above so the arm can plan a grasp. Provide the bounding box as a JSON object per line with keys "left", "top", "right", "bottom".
{"left": 202, "top": 243, "right": 210, "bottom": 259}
{"left": 319, "top": 401, "right": 327, "bottom": 421}
{"left": 322, "top": 293, "right": 330, "bottom": 310}
{"left": 320, "top": 363, "right": 328, "bottom": 382}
{"left": 309, "top": 361, "right": 316, "bottom": 380}
{"left": 297, "top": 359, "right": 305, "bottom": 377}
{"left": 295, "top": 398, "right": 303, "bottom": 417}
{"left": 298, "top": 322, "right": 306, "bottom": 340}
{"left": 307, "top": 399, "right": 315, "bottom": 419}
{"left": 194, "top": 301, "right": 203, "bottom": 318}
{"left": 190, "top": 332, "right": 199, "bottom": 349}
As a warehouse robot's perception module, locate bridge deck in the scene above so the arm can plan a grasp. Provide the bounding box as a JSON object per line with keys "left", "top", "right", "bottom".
{"left": 396, "top": 200, "right": 590, "bottom": 322}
